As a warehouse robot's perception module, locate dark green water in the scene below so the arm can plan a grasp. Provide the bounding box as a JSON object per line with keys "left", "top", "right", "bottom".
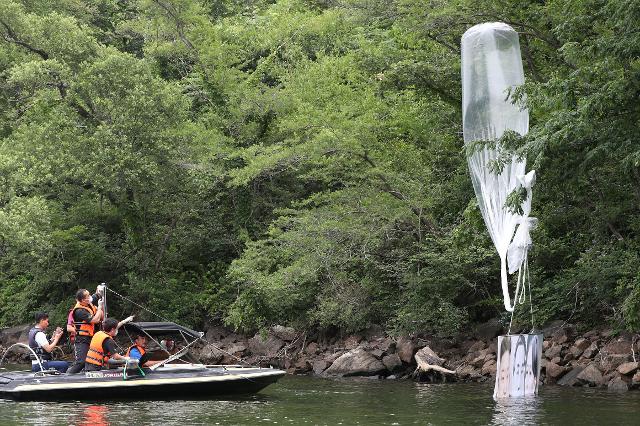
{"left": 1, "top": 367, "right": 640, "bottom": 425}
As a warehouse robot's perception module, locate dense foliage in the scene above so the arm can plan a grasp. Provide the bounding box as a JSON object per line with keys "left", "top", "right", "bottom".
{"left": 0, "top": 0, "right": 638, "bottom": 334}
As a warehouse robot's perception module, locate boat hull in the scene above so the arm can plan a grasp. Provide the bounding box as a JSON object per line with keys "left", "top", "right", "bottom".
{"left": 0, "top": 366, "right": 285, "bottom": 401}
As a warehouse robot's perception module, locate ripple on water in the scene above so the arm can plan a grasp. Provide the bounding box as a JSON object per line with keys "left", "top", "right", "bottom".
{"left": 1, "top": 373, "right": 640, "bottom": 425}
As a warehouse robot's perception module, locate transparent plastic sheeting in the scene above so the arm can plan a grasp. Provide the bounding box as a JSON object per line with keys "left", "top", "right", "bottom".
{"left": 461, "top": 23, "right": 537, "bottom": 312}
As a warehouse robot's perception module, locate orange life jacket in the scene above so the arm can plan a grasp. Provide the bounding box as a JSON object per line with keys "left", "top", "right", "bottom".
{"left": 72, "top": 302, "right": 97, "bottom": 337}
{"left": 126, "top": 344, "right": 146, "bottom": 357}
{"left": 85, "top": 331, "right": 112, "bottom": 367}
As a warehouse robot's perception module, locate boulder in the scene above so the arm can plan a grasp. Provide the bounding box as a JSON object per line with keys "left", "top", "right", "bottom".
{"left": 382, "top": 354, "right": 403, "bottom": 373}
{"left": 0, "top": 324, "right": 30, "bottom": 347}
{"left": 602, "top": 339, "right": 632, "bottom": 356}
{"left": 414, "top": 346, "right": 445, "bottom": 367}
{"left": 576, "top": 363, "right": 603, "bottom": 387}
{"left": 545, "top": 362, "right": 569, "bottom": 380}
{"left": 616, "top": 362, "right": 639, "bottom": 376}
{"left": 468, "top": 340, "right": 487, "bottom": 353}
{"left": 370, "top": 349, "right": 384, "bottom": 359}
{"left": 291, "top": 358, "right": 311, "bottom": 374}
{"left": 326, "top": 351, "right": 345, "bottom": 364}
{"left": 600, "top": 354, "right": 632, "bottom": 373}
{"left": 474, "top": 319, "right": 503, "bottom": 341}
{"left": 553, "top": 329, "right": 575, "bottom": 345}
{"left": 557, "top": 366, "right": 585, "bottom": 386}
{"left": 544, "top": 344, "right": 563, "bottom": 359}
{"left": 396, "top": 337, "right": 417, "bottom": 364}
{"left": 343, "top": 335, "right": 362, "bottom": 350}
{"left": 312, "top": 360, "right": 328, "bottom": 375}
{"left": 323, "top": 348, "right": 386, "bottom": 377}
{"left": 204, "top": 325, "right": 228, "bottom": 342}
{"left": 608, "top": 375, "right": 630, "bottom": 392}
{"left": 227, "top": 343, "right": 247, "bottom": 355}
{"left": 632, "top": 371, "right": 640, "bottom": 387}
{"left": 199, "top": 344, "right": 225, "bottom": 364}
{"left": 247, "top": 334, "right": 285, "bottom": 357}
{"left": 481, "top": 360, "right": 496, "bottom": 376}
{"left": 304, "top": 342, "right": 319, "bottom": 355}
{"left": 569, "top": 338, "right": 590, "bottom": 358}
{"left": 374, "top": 337, "right": 395, "bottom": 353}
{"left": 271, "top": 325, "right": 297, "bottom": 342}
{"left": 582, "top": 342, "right": 599, "bottom": 359}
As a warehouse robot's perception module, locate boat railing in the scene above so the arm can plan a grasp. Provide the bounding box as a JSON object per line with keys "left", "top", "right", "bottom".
{"left": 0, "top": 343, "right": 45, "bottom": 373}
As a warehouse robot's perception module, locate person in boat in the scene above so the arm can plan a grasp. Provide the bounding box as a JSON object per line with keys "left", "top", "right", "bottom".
{"left": 126, "top": 334, "right": 163, "bottom": 367}
{"left": 66, "top": 307, "right": 76, "bottom": 344}
{"left": 66, "top": 287, "right": 105, "bottom": 374}
{"left": 28, "top": 312, "right": 69, "bottom": 373}
{"left": 85, "top": 318, "right": 131, "bottom": 371}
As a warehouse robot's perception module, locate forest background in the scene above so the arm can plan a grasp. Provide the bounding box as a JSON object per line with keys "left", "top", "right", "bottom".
{"left": 0, "top": 0, "right": 639, "bottom": 337}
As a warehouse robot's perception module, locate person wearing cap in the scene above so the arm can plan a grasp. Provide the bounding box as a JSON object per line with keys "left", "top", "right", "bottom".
{"left": 28, "top": 312, "right": 69, "bottom": 373}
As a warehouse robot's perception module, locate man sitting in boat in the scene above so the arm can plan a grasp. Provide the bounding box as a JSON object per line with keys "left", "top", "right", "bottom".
{"left": 85, "top": 318, "right": 131, "bottom": 371}
{"left": 28, "top": 312, "right": 69, "bottom": 373}
{"left": 67, "top": 287, "right": 104, "bottom": 374}
{"left": 126, "top": 335, "right": 162, "bottom": 367}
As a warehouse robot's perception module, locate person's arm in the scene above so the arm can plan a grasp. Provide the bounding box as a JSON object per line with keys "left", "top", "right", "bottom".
{"left": 89, "top": 299, "right": 104, "bottom": 324}
{"left": 36, "top": 329, "right": 62, "bottom": 353}
{"left": 117, "top": 316, "right": 135, "bottom": 329}
{"left": 104, "top": 339, "right": 128, "bottom": 361}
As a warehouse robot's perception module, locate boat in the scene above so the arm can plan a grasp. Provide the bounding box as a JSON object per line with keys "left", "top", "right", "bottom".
{"left": 0, "top": 321, "right": 285, "bottom": 401}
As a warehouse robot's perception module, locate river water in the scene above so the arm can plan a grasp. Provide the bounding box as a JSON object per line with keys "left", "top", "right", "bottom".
{"left": 1, "top": 368, "right": 639, "bottom": 425}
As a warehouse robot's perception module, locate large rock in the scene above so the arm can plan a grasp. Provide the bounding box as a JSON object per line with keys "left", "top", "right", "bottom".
{"left": 313, "top": 360, "right": 328, "bottom": 375}
{"left": 247, "top": 334, "right": 285, "bottom": 357}
{"left": 474, "top": 319, "right": 503, "bottom": 341}
{"left": 600, "top": 354, "right": 632, "bottom": 373}
{"left": 414, "top": 346, "right": 445, "bottom": 367}
{"left": 343, "top": 335, "right": 362, "bottom": 350}
{"left": 481, "top": 360, "right": 496, "bottom": 376}
{"left": 570, "top": 338, "right": 590, "bottom": 358}
{"left": 382, "top": 354, "right": 403, "bottom": 373}
{"left": 545, "top": 344, "right": 563, "bottom": 359}
{"left": 323, "top": 348, "right": 386, "bottom": 377}
{"left": 582, "top": 342, "right": 599, "bottom": 359}
{"left": 616, "top": 362, "right": 639, "bottom": 376}
{"left": 0, "top": 324, "right": 30, "bottom": 347}
{"left": 204, "top": 325, "right": 228, "bottom": 342}
{"left": 199, "top": 344, "right": 225, "bottom": 364}
{"left": 551, "top": 327, "right": 573, "bottom": 345}
{"left": 546, "top": 362, "right": 569, "bottom": 380}
{"left": 576, "top": 363, "right": 603, "bottom": 387}
{"left": 305, "top": 342, "right": 319, "bottom": 355}
{"left": 608, "top": 375, "right": 630, "bottom": 392}
{"left": 602, "top": 339, "right": 632, "bottom": 356}
{"left": 557, "top": 366, "right": 585, "bottom": 386}
{"left": 396, "top": 337, "right": 417, "bottom": 364}
{"left": 271, "top": 325, "right": 297, "bottom": 342}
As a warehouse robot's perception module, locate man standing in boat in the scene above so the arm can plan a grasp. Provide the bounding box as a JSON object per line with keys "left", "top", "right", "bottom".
{"left": 28, "top": 312, "right": 69, "bottom": 373}
{"left": 85, "top": 317, "right": 131, "bottom": 371}
{"left": 66, "top": 286, "right": 104, "bottom": 374}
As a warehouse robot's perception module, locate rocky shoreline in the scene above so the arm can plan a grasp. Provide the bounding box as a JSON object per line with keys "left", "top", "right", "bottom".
{"left": 2, "top": 320, "right": 639, "bottom": 392}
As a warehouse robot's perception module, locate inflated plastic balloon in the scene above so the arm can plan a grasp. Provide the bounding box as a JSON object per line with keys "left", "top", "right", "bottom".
{"left": 461, "top": 23, "right": 536, "bottom": 312}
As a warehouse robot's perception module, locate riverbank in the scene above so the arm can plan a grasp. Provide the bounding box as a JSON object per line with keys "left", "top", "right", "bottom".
{"left": 2, "top": 320, "right": 639, "bottom": 392}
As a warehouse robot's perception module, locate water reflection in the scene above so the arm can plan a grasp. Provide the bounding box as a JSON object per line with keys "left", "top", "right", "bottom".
{"left": 2, "top": 375, "right": 640, "bottom": 425}
{"left": 491, "top": 396, "right": 542, "bottom": 425}
{"left": 76, "top": 405, "right": 109, "bottom": 426}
